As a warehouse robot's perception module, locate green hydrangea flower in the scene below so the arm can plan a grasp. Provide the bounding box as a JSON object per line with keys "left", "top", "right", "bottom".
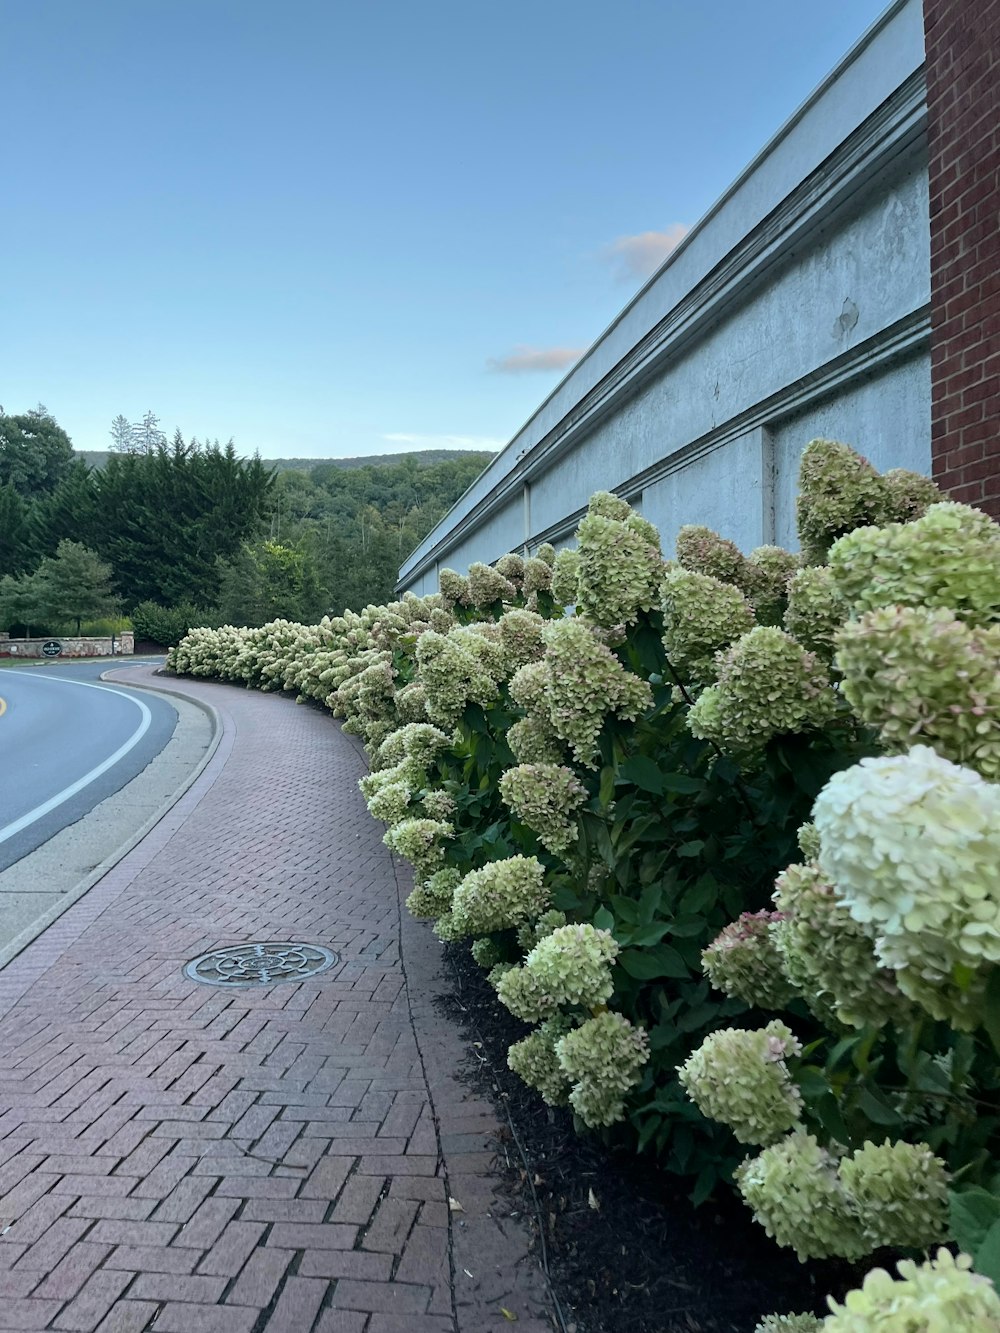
{"left": 676, "top": 523, "right": 749, "bottom": 588}
{"left": 366, "top": 780, "right": 412, "bottom": 826}
{"left": 507, "top": 1016, "right": 575, "bottom": 1106}
{"left": 433, "top": 911, "right": 465, "bottom": 942}
{"left": 754, "top": 1317, "right": 822, "bottom": 1333}
{"left": 499, "top": 763, "right": 587, "bottom": 854}
{"left": 376, "top": 725, "right": 453, "bottom": 767}
{"left": 687, "top": 627, "right": 837, "bottom": 758}
{"left": 415, "top": 628, "right": 502, "bottom": 729}
{"left": 497, "top": 609, "right": 547, "bottom": 673}
{"left": 383, "top": 818, "right": 453, "bottom": 878}
{"left": 551, "top": 549, "right": 581, "bottom": 606}
{"left": 394, "top": 680, "right": 429, "bottom": 723}
{"left": 421, "top": 789, "right": 456, "bottom": 821}
{"left": 772, "top": 862, "right": 912, "bottom": 1031}
{"left": 405, "top": 867, "right": 460, "bottom": 921}
{"left": 746, "top": 545, "right": 801, "bottom": 624}
{"left": 556, "top": 1011, "right": 649, "bottom": 1127}
{"left": 735, "top": 1132, "right": 867, "bottom": 1262}
{"left": 828, "top": 501, "right": 1000, "bottom": 626}
{"left": 450, "top": 855, "right": 551, "bottom": 937}
{"left": 496, "top": 924, "right": 618, "bottom": 1021}
{"left": 702, "top": 911, "right": 798, "bottom": 1010}
{"left": 437, "top": 568, "right": 471, "bottom": 608}
{"left": 506, "top": 715, "right": 566, "bottom": 765}
{"left": 513, "top": 620, "right": 652, "bottom": 767}
{"left": 838, "top": 1139, "right": 949, "bottom": 1251}
{"left": 678, "top": 1021, "right": 803, "bottom": 1146}
{"left": 470, "top": 936, "right": 504, "bottom": 970}
{"left": 494, "top": 553, "right": 525, "bottom": 586}
{"left": 576, "top": 496, "right": 664, "bottom": 628}
{"left": 796, "top": 822, "right": 821, "bottom": 860}
{"left": 796, "top": 439, "right": 888, "bottom": 564}
{"left": 813, "top": 746, "right": 1000, "bottom": 1027}
{"left": 466, "top": 561, "right": 517, "bottom": 607}
{"left": 837, "top": 606, "right": 1000, "bottom": 780}
{"left": 661, "top": 568, "right": 756, "bottom": 687}
{"left": 881, "top": 467, "right": 944, "bottom": 522}
{"left": 824, "top": 1250, "right": 1000, "bottom": 1331}
{"left": 516, "top": 910, "right": 568, "bottom": 952}
{"left": 783, "top": 566, "right": 845, "bottom": 662}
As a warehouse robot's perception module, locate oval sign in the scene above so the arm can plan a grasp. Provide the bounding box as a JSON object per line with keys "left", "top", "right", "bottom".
{"left": 41, "top": 641, "right": 62, "bottom": 657}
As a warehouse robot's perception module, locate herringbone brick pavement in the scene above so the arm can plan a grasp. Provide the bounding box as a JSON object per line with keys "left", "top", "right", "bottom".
{"left": 0, "top": 670, "right": 551, "bottom": 1333}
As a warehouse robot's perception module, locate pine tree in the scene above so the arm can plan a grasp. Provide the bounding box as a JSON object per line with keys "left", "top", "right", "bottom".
{"left": 32, "top": 541, "right": 119, "bottom": 633}
{"left": 132, "top": 411, "right": 167, "bottom": 455}
{"left": 109, "top": 415, "right": 133, "bottom": 453}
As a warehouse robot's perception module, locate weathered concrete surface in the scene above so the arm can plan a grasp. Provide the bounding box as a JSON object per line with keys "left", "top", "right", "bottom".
{"left": 0, "top": 669, "right": 552, "bottom": 1333}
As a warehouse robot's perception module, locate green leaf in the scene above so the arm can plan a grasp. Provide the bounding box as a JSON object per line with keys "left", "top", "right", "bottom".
{"left": 815, "top": 1093, "right": 851, "bottom": 1146}
{"left": 950, "top": 1187, "right": 1000, "bottom": 1255}
{"left": 660, "top": 773, "right": 704, "bottom": 795}
{"left": 690, "top": 1164, "right": 717, "bottom": 1207}
{"left": 677, "top": 840, "right": 705, "bottom": 858}
{"left": 593, "top": 906, "right": 615, "bottom": 934}
{"left": 618, "top": 756, "right": 663, "bottom": 794}
{"left": 983, "top": 968, "right": 1000, "bottom": 1057}
{"left": 976, "top": 1219, "right": 1000, "bottom": 1287}
{"left": 625, "top": 921, "right": 673, "bottom": 948}
{"left": 619, "top": 945, "right": 689, "bottom": 980}
{"left": 856, "top": 1087, "right": 904, "bottom": 1127}
{"left": 598, "top": 765, "right": 615, "bottom": 808}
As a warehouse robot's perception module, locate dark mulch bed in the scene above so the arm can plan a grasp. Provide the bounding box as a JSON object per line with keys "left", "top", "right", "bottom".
{"left": 441, "top": 942, "right": 861, "bottom": 1333}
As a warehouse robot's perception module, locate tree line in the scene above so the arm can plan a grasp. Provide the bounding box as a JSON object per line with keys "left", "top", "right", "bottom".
{"left": 0, "top": 405, "right": 490, "bottom": 640}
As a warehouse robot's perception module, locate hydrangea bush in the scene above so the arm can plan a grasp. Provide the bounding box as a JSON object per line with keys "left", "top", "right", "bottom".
{"left": 169, "top": 438, "right": 1000, "bottom": 1324}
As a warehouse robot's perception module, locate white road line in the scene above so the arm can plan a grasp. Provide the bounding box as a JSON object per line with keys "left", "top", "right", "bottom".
{"left": 0, "top": 674, "right": 152, "bottom": 846}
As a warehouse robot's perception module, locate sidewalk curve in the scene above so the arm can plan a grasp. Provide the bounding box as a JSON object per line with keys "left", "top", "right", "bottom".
{"left": 0, "top": 668, "right": 551, "bottom": 1333}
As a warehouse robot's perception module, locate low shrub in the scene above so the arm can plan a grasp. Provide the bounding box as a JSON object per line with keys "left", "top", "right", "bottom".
{"left": 131, "top": 600, "right": 216, "bottom": 646}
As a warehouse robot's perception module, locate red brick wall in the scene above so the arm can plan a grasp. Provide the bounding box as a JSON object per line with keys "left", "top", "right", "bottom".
{"left": 924, "top": 0, "right": 1000, "bottom": 517}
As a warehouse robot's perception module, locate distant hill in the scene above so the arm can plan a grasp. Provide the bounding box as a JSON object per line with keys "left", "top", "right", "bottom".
{"left": 74, "top": 448, "right": 497, "bottom": 473}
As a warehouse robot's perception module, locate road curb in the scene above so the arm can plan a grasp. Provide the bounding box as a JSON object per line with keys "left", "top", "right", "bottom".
{"left": 0, "top": 670, "right": 224, "bottom": 972}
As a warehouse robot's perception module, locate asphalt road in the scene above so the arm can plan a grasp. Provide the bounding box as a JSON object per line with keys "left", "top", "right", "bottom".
{"left": 0, "top": 658, "right": 177, "bottom": 872}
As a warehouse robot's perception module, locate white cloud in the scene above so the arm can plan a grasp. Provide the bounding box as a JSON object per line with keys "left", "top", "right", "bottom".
{"left": 382, "top": 433, "right": 504, "bottom": 452}
{"left": 487, "top": 345, "right": 587, "bottom": 374}
{"left": 605, "top": 223, "right": 689, "bottom": 280}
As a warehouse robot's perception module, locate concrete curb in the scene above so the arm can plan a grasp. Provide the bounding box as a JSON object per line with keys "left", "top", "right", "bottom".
{"left": 0, "top": 670, "right": 223, "bottom": 972}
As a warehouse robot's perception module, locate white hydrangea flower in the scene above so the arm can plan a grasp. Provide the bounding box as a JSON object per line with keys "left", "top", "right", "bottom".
{"left": 813, "top": 746, "right": 1000, "bottom": 1026}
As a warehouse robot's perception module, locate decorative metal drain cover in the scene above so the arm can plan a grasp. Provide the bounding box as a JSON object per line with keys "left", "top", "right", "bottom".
{"left": 184, "top": 942, "right": 339, "bottom": 988}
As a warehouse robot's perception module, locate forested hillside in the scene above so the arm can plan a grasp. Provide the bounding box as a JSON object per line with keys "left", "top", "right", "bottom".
{"left": 0, "top": 406, "right": 491, "bottom": 639}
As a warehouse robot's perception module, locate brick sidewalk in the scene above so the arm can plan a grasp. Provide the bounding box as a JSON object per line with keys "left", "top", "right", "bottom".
{"left": 0, "top": 670, "right": 551, "bottom": 1333}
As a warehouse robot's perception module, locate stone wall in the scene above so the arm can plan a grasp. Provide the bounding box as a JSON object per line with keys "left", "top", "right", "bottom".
{"left": 0, "top": 633, "right": 135, "bottom": 660}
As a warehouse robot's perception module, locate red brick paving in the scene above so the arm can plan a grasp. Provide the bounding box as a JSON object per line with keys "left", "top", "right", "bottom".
{"left": 0, "top": 670, "right": 551, "bottom": 1332}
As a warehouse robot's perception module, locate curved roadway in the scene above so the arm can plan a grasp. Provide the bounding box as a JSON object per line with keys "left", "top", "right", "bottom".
{"left": 0, "top": 660, "right": 178, "bottom": 872}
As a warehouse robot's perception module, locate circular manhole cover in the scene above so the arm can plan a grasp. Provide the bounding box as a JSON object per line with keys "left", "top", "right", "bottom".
{"left": 184, "top": 941, "right": 339, "bottom": 988}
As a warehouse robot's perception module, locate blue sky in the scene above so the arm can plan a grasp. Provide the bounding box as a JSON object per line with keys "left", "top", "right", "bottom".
{"left": 4, "top": 0, "right": 890, "bottom": 459}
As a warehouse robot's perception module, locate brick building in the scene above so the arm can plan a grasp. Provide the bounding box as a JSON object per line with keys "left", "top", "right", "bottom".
{"left": 924, "top": 0, "right": 1000, "bottom": 518}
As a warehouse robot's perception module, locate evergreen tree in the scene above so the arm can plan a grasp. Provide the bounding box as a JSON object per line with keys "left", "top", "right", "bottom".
{"left": 109, "top": 414, "right": 133, "bottom": 453}
{"left": 0, "top": 405, "right": 74, "bottom": 498}
{"left": 32, "top": 541, "right": 119, "bottom": 632}
{"left": 131, "top": 411, "right": 167, "bottom": 455}
{"left": 0, "top": 483, "right": 31, "bottom": 576}
{"left": 29, "top": 460, "right": 97, "bottom": 561}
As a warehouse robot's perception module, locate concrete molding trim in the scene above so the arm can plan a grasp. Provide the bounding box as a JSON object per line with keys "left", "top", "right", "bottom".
{"left": 0, "top": 676, "right": 222, "bottom": 972}
{"left": 519, "top": 305, "right": 930, "bottom": 553}
{"left": 398, "top": 71, "right": 928, "bottom": 590}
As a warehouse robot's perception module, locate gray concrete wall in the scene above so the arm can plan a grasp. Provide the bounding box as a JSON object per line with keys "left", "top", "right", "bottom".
{"left": 398, "top": 0, "right": 930, "bottom": 589}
